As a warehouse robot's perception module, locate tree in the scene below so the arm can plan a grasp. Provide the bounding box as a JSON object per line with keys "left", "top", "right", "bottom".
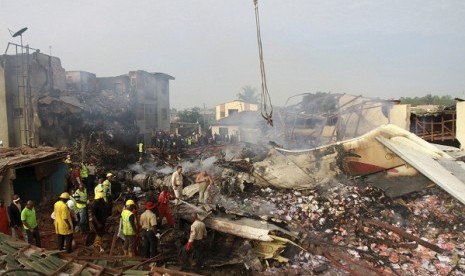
{"left": 177, "top": 107, "right": 201, "bottom": 123}
{"left": 237, "top": 85, "right": 259, "bottom": 104}
{"left": 399, "top": 94, "right": 455, "bottom": 107}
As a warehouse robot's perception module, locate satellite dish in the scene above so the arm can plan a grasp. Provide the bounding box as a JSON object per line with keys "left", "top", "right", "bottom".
{"left": 12, "top": 27, "right": 28, "bottom": 38}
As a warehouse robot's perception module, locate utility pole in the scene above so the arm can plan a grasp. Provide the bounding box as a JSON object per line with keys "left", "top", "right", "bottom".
{"left": 203, "top": 103, "right": 206, "bottom": 134}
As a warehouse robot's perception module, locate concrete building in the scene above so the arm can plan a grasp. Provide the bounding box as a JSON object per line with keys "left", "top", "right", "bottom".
{"left": 130, "top": 71, "right": 174, "bottom": 143}
{"left": 95, "top": 70, "right": 174, "bottom": 144}
{"left": 0, "top": 52, "right": 66, "bottom": 147}
{"left": 66, "top": 71, "right": 97, "bottom": 92}
{"left": 211, "top": 111, "right": 264, "bottom": 144}
{"left": 215, "top": 100, "right": 258, "bottom": 121}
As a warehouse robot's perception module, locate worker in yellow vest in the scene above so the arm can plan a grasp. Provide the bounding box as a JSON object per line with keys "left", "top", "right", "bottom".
{"left": 74, "top": 182, "right": 89, "bottom": 233}
{"left": 94, "top": 177, "right": 105, "bottom": 200}
{"left": 103, "top": 173, "right": 113, "bottom": 215}
{"left": 121, "top": 199, "right": 137, "bottom": 257}
{"left": 138, "top": 142, "right": 144, "bottom": 157}
{"left": 80, "top": 161, "right": 88, "bottom": 191}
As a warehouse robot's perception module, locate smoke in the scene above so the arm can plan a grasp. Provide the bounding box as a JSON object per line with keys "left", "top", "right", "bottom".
{"left": 128, "top": 155, "right": 220, "bottom": 176}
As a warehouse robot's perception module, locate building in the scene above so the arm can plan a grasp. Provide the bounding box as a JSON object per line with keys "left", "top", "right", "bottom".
{"left": 0, "top": 52, "right": 66, "bottom": 147}
{"left": 0, "top": 147, "right": 67, "bottom": 203}
{"left": 130, "top": 71, "right": 174, "bottom": 143}
{"left": 215, "top": 100, "right": 258, "bottom": 121}
{"left": 211, "top": 111, "right": 265, "bottom": 144}
{"left": 94, "top": 70, "right": 174, "bottom": 144}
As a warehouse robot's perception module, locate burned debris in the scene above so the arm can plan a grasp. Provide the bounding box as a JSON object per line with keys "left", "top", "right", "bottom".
{"left": 2, "top": 51, "right": 465, "bottom": 276}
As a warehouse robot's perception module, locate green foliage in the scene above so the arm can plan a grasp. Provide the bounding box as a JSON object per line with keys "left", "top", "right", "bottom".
{"left": 400, "top": 94, "right": 455, "bottom": 107}
{"left": 237, "top": 85, "right": 259, "bottom": 104}
{"left": 177, "top": 107, "right": 201, "bottom": 123}
{"left": 302, "top": 92, "right": 337, "bottom": 113}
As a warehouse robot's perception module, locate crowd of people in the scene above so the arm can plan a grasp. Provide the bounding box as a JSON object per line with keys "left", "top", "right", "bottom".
{"left": 151, "top": 130, "right": 239, "bottom": 151}
{"left": 0, "top": 160, "right": 212, "bottom": 270}
{"left": 151, "top": 130, "right": 213, "bottom": 150}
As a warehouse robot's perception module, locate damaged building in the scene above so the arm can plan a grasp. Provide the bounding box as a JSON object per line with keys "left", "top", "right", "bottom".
{"left": 1, "top": 50, "right": 174, "bottom": 169}
{"left": 0, "top": 147, "right": 67, "bottom": 203}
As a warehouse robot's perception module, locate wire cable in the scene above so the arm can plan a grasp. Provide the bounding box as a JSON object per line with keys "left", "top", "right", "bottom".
{"left": 253, "top": 0, "right": 273, "bottom": 126}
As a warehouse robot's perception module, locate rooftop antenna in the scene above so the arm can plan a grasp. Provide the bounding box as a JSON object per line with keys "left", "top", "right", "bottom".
{"left": 9, "top": 27, "right": 33, "bottom": 146}
{"left": 11, "top": 27, "right": 28, "bottom": 47}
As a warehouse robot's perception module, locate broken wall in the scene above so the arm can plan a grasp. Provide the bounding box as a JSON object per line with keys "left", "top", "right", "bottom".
{"left": 66, "top": 71, "right": 97, "bottom": 92}
{"left": 457, "top": 101, "right": 465, "bottom": 149}
{"left": 0, "top": 53, "right": 66, "bottom": 147}
{"left": 277, "top": 93, "right": 399, "bottom": 149}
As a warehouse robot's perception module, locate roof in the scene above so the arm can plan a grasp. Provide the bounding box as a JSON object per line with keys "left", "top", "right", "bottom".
{"left": 0, "top": 146, "right": 67, "bottom": 175}
{"left": 0, "top": 232, "right": 154, "bottom": 275}
{"left": 212, "top": 111, "right": 264, "bottom": 127}
{"left": 216, "top": 99, "right": 258, "bottom": 106}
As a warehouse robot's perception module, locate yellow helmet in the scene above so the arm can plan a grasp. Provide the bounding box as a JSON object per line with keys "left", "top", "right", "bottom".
{"left": 59, "top": 192, "right": 70, "bottom": 199}
{"left": 106, "top": 173, "right": 113, "bottom": 178}
{"left": 94, "top": 192, "right": 104, "bottom": 200}
{"left": 125, "top": 199, "right": 135, "bottom": 207}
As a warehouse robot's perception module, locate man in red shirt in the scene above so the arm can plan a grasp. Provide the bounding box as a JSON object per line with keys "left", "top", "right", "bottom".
{"left": 157, "top": 186, "right": 175, "bottom": 228}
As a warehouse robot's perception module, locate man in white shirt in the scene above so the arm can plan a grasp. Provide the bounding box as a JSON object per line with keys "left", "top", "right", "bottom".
{"left": 170, "top": 166, "right": 183, "bottom": 205}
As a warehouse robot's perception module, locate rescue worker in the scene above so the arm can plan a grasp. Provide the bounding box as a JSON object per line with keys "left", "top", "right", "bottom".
{"left": 74, "top": 182, "right": 89, "bottom": 233}
{"left": 21, "top": 200, "right": 41, "bottom": 247}
{"left": 170, "top": 166, "right": 183, "bottom": 205}
{"left": 72, "top": 164, "right": 82, "bottom": 190}
{"left": 121, "top": 199, "right": 137, "bottom": 257}
{"left": 158, "top": 186, "right": 175, "bottom": 228}
{"left": 91, "top": 192, "right": 107, "bottom": 249}
{"left": 140, "top": 201, "right": 158, "bottom": 258}
{"left": 195, "top": 170, "right": 213, "bottom": 204}
{"left": 138, "top": 142, "right": 144, "bottom": 158}
{"left": 87, "top": 160, "right": 96, "bottom": 193}
{"left": 7, "top": 194, "right": 24, "bottom": 240}
{"left": 183, "top": 213, "right": 207, "bottom": 269}
{"left": 54, "top": 193, "right": 74, "bottom": 253}
{"left": 64, "top": 155, "right": 73, "bottom": 192}
{"left": 67, "top": 194, "right": 79, "bottom": 232}
{"left": 64, "top": 154, "right": 72, "bottom": 169}
{"left": 94, "top": 177, "right": 104, "bottom": 198}
{"left": 103, "top": 173, "right": 113, "bottom": 214}
{"left": 0, "top": 199, "right": 9, "bottom": 235}
{"left": 80, "top": 161, "right": 88, "bottom": 192}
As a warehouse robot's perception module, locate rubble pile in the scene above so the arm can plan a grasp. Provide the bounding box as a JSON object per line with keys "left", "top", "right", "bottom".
{"left": 212, "top": 180, "right": 465, "bottom": 275}
{"left": 39, "top": 88, "right": 139, "bottom": 168}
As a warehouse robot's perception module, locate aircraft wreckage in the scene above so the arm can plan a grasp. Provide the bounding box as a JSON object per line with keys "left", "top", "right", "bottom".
{"left": 102, "top": 122, "right": 465, "bottom": 275}
{"left": 253, "top": 123, "right": 465, "bottom": 204}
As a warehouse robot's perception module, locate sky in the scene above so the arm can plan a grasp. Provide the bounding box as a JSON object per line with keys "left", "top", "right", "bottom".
{"left": 1, "top": 0, "right": 465, "bottom": 110}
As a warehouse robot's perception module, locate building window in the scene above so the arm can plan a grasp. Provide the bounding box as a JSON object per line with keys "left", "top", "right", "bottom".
{"left": 162, "top": 108, "right": 168, "bottom": 120}
{"left": 220, "top": 111, "right": 225, "bottom": 118}
{"left": 145, "top": 89, "right": 156, "bottom": 100}
{"left": 228, "top": 109, "right": 238, "bottom": 116}
{"left": 115, "top": 83, "right": 123, "bottom": 94}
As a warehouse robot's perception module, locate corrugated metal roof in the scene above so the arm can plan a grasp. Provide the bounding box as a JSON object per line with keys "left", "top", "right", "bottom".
{"left": 0, "top": 147, "right": 66, "bottom": 175}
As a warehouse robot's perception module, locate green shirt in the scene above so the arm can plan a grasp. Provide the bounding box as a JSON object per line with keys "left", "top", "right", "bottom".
{"left": 21, "top": 207, "right": 38, "bottom": 230}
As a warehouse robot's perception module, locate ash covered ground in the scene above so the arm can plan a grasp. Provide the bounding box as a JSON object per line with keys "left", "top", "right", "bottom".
{"left": 41, "top": 142, "right": 465, "bottom": 276}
